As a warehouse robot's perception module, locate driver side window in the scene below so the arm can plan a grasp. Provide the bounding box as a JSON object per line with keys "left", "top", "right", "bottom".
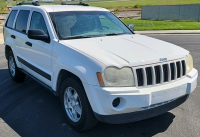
{"left": 30, "top": 11, "right": 48, "bottom": 35}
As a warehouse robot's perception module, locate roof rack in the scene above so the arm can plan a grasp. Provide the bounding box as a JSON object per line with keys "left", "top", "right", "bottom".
{"left": 61, "top": 2, "right": 89, "bottom": 6}
{"left": 17, "top": 1, "right": 40, "bottom": 6}
{"left": 16, "top": 1, "right": 89, "bottom": 6}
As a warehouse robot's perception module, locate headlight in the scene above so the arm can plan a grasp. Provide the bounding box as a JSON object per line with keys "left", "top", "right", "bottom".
{"left": 185, "top": 54, "right": 193, "bottom": 74}
{"left": 99, "top": 67, "right": 135, "bottom": 87}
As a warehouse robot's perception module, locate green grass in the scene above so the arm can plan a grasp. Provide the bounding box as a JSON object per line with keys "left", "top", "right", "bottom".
{"left": 88, "top": 0, "right": 200, "bottom": 10}
{"left": 122, "top": 19, "right": 200, "bottom": 30}
{"left": 0, "top": 1, "right": 9, "bottom": 13}
{"left": 1, "top": 0, "right": 200, "bottom": 13}
{"left": 1, "top": 0, "right": 200, "bottom": 30}
{"left": 0, "top": 0, "right": 20, "bottom": 13}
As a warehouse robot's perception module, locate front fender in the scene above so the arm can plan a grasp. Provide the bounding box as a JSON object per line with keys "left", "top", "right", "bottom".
{"left": 51, "top": 42, "right": 106, "bottom": 113}
{"left": 52, "top": 41, "right": 106, "bottom": 91}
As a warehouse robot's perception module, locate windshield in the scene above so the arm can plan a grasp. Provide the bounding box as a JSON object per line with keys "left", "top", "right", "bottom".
{"left": 49, "top": 11, "right": 133, "bottom": 40}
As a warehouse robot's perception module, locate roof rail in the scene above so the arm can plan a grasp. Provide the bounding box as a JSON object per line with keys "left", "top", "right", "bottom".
{"left": 61, "top": 2, "right": 89, "bottom": 6}
{"left": 17, "top": 1, "right": 40, "bottom": 6}
{"left": 16, "top": 1, "right": 89, "bottom": 7}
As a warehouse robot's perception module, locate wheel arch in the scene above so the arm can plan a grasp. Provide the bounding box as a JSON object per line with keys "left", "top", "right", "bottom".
{"left": 5, "top": 45, "right": 12, "bottom": 60}
{"left": 56, "top": 69, "right": 84, "bottom": 94}
{"left": 55, "top": 68, "right": 99, "bottom": 114}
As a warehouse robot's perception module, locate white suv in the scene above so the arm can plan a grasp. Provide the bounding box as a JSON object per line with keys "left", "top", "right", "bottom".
{"left": 3, "top": 2, "right": 198, "bottom": 131}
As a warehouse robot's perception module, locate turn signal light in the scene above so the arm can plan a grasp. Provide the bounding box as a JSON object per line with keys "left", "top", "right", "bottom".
{"left": 96, "top": 72, "right": 105, "bottom": 87}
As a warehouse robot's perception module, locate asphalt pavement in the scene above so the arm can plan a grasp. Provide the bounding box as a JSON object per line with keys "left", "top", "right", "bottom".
{"left": 0, "top": 34, "right": 200, "bottom": 137}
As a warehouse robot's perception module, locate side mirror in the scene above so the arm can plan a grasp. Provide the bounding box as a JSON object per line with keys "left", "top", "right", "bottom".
{"left": 28, "top": 29, "right": 49, "bottom": 41}
{"left": 127, "top": 24, "right": 135, "bottom": 32}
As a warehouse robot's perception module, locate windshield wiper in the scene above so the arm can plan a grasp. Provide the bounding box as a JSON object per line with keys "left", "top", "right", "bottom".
{"left": 64, "top": 36, "right": 91, "bottom": 40}
{"left": 104, "top": 33, "right": 122, "bottom": 36}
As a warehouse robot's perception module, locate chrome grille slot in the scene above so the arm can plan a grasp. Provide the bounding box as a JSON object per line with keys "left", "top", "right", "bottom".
{"left": 136, "top": 68, "right": 144, "bottom": 86}
{"left": 154, "top": 65, "right": 161, "bottom": 84}
{"left": 163, "top": 64, "right": 169, "bottom": 82}
{"left": 134, "top": 59, "right": 186, "bottom": 87}
{"left": 176, "top": 61, "right": 181, "bottom": 78}
{"left": 170, "top": 63, "right": 175, "bottom": 80}
{"left": 181, "top": 60, "right": 186, "bottom": 76}
{"left": 145, "top": 67, "right": 153, "bottom": 85}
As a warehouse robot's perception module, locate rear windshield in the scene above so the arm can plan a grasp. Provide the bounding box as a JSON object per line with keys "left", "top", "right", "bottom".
{"left": 49, "top": 11, "right": 132, "bottom": 40}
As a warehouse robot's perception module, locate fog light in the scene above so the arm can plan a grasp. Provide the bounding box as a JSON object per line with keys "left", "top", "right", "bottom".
{"left": 112, "top": 97, "right": 120, "bottom": 107}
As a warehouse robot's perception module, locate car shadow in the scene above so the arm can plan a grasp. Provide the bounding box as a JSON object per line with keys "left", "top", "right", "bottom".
{"left": 85, "top": 112, "right": 175, "bottom": 137}
{"left": 0, "top": 70, "right": 175, "bottom": 137}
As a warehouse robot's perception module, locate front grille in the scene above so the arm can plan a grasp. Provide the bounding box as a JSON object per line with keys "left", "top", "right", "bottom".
{"left": 135, "top": 60, "right": 186, "bottom": 87}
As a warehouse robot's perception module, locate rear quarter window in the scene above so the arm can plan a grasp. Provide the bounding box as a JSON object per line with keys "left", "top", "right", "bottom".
{"left": 6, "top": 10, "right": 18, "bottom": 28}
{"left": 15, "top": 10, "right": 30, "bottom": 33}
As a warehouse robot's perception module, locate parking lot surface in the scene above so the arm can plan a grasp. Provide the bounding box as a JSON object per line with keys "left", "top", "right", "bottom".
{"left": 0, "top": 34, "right": 200, "bottom": 137}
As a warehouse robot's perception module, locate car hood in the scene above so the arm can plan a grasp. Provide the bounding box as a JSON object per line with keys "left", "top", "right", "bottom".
{"left": 61, "top": 34, "right": 189, "bottom": 67}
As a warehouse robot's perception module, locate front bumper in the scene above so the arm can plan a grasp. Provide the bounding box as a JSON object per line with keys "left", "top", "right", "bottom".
{"left": 94, "top": 94, "right": 189, "bottom": 124}
{"left": 84, "top": 68, "right": 198, "bottom": 123}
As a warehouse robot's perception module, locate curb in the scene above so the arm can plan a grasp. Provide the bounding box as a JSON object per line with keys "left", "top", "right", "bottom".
{"left": 0, "top": 33, "right": 4, "bottom": 44}
{"left": 0, "top": 118, "right": 20, "bottom": 137}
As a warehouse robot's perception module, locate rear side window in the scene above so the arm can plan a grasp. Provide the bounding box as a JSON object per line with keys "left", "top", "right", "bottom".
{"left": 6, "top": 10, "right": 17, "bottom": 28}
{"left": 15, "top": 10, "right": 30, "bottom": 33}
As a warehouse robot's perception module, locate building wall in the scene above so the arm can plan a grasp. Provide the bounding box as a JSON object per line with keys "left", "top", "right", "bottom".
{"left": 142, "top": 4, "right": 200, "bottom": 21}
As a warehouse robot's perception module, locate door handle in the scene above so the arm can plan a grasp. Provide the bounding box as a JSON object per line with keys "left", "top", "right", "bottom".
{"left": 25, "top": 42, "right": 32, "bottom": 47}
{"left": 11, "top": 35, "right": 16, "bottom": 39}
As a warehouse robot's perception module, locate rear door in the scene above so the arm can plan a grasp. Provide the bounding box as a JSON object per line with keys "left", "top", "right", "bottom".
{"left": 12, "top": 8, "right": 31, "bottom": 69}
{"left": 4, "top": 10, "right": 19, "bottom": 64}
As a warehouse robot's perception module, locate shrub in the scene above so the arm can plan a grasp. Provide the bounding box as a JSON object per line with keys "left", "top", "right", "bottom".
{"left": 134, "top": 4, "right": 141, "bottom": 9}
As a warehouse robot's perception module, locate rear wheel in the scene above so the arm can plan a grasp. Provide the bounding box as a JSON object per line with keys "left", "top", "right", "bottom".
{"left": 60, "top": 78, "right": 98, "bottom": 131}
{"left": 8, "top": 51, "right": 26, "bottom": 82}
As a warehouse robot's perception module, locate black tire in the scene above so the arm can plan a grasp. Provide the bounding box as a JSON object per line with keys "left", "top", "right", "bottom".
{"left": 8, "top": 51, "right": 26, "bottom": 82}
{"left": 60, "top": 77, "right": 98, "bottom": 131}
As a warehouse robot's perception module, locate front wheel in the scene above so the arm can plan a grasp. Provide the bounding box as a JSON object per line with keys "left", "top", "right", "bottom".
{"left": 60, "top": 78, "right": 98, "bottom": 131}
{"left": 8, "top": 51, "right": 26, "bottom": 82}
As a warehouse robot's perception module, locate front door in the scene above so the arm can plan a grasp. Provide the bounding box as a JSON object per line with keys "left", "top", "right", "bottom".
{"left": 24, "top": 11, "right": 53, "bottom": 86}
